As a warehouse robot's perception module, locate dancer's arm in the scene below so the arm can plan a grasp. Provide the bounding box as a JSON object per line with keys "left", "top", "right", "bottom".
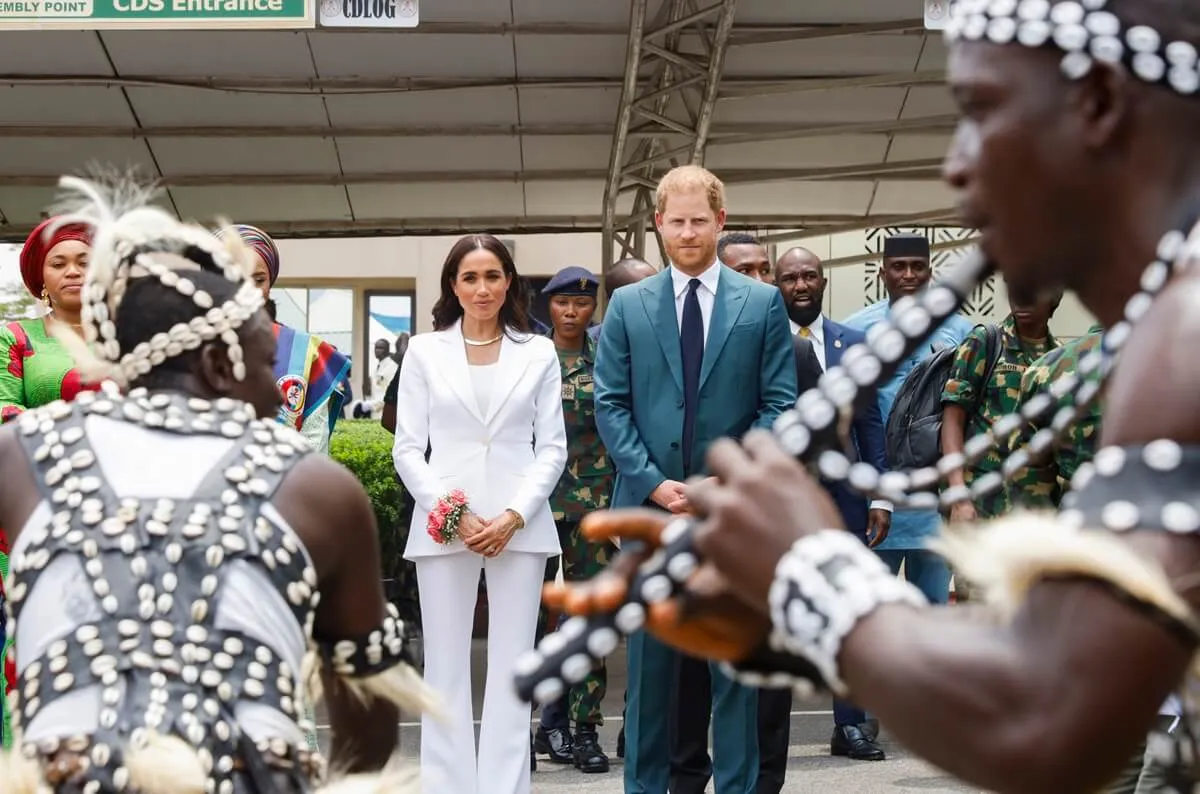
{"left": 838, "top": 558, "right": 1197, "bottom": 794}
{"left": 280, "top": 457, "right": 405, "bottom": 771}
{"left": 572, "top": 469, "right": 1200, "bottom": 794}
{"left": 731, "top": 275, "right": 1200, "bottom": 794}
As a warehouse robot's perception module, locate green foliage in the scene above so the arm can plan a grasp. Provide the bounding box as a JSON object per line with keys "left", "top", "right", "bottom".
{"left": 330, "top": 419, "right": 403, "bottom": 537}
{"left": 329, "top": 419, "right": 420, "bottom": 625}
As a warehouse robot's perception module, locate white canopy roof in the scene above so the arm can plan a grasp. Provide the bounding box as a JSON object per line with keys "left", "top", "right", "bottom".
{"left": 0, "top": 0, "right": 957, "bottom": 245}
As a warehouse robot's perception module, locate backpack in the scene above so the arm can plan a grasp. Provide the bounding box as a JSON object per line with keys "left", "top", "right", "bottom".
{"left": 884, "top": 324, "right": 1003, "bottom": 472}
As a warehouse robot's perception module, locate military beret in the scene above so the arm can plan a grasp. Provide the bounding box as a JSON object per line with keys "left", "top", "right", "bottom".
{"left": 542, "top": 266, "right": 599, "bottom": 297}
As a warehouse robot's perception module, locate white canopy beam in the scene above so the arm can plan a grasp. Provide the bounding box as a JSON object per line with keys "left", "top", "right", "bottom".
{"left": 0, "top": 116, "right": 957, "bottom": 141}
{"left": 0, "top": 211, "right": 963, "bottom": 244}
{"left": 0, "top": 157, "right": 943, "bottom": 188}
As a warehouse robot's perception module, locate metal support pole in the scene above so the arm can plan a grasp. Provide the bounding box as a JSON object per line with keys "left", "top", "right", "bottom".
{"left": 601, "top": 0, "right": 740, "bottom": 278}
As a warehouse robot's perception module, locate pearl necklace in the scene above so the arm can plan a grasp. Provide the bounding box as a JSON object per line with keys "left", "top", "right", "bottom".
{"left": 463, "top": 334, "right": 502, "bottom": 347}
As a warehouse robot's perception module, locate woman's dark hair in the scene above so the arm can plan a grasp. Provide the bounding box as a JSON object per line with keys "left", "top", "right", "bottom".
{"left": 431, "top": 234, "right": 530, "bottom": 335}
{"left": 116, "top": 269, "right": 251, "bottom": 384}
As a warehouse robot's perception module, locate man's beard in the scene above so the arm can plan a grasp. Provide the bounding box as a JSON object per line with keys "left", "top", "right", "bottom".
{"left": 787, "top": 301, "right": 821, "bottom": 328}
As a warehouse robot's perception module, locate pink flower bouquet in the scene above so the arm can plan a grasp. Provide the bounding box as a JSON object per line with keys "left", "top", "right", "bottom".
{"left": 428, "top": 489, "right": 470, "bottom": 544}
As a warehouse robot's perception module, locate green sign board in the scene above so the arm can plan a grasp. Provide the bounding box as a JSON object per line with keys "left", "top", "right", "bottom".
{"left": 0, "top": 0, "right": 312, "bottom": 29}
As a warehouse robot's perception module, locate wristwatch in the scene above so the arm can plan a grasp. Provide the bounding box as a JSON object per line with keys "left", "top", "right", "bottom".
{"left": 506, "top": 509, "right": 526, "bottom": 530}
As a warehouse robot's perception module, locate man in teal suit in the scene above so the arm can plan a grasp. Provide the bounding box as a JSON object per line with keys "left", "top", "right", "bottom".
{"left": 594, "top": 165, "right": 797, "bottom": 794}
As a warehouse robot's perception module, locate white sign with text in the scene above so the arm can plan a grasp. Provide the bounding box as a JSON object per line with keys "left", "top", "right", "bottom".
{"left": 319, "top": 0, "right": 415, "bottom": 28}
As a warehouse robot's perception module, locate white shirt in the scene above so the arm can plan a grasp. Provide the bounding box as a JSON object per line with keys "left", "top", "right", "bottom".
{"left": 790, "top": 314, "right": 826, "bottom": 372}
{"left": 469, "top": 362, "right": 498, "bottom": 416}
{"left": 670, "top": 260, "right": 721, "bottom": 343}
{"left": 372, "top": 356, "right": 398, "bottom": 402}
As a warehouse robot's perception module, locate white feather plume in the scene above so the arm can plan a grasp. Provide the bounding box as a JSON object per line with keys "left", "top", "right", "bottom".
{"left": 48, "top": 169, "right": 162, "bottom": 233}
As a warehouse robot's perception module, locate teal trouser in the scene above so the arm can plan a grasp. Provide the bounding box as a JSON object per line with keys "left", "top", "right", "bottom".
{"left": 623, "top": 629, "right": 758, "bottom": 794}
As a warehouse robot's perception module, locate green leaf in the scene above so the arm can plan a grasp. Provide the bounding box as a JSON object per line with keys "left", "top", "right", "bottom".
{"left": 329, "top": 419, "right": 420, "bottom": 627}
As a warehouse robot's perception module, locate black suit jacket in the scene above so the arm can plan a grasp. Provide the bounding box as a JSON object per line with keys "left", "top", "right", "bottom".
{"left": 792, "top": 334, "right": 823, "bottom": 393}
{"left": 790, "top": 330, "right": 872, "bottom": 520}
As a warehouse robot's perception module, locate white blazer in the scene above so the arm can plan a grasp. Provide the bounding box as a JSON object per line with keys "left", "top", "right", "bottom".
{"left": 393, "top": 321, "right": 568, "bottom": 559}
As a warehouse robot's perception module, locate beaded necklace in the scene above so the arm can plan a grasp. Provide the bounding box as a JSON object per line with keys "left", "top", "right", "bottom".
{"left": 515, "top": 219, "right": 1197, "bottom": 703}
{"left": 514, "top": 0, "right": 1200, "bottom": 701}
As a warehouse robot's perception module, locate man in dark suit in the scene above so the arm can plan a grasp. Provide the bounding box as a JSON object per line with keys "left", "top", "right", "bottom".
{"left": 717, "top": 232, "right": 774, "bottom": 284}
{"left": 595, "top": 165, "right": 796, "bottom": 794}
{"left": 714, "top": 236, "right": 822, "bottom": 794}
{"left": 669, "top": 234, "right": 816, "bottom": 794}
{"left": 771, "top": 246, "right": 891, "bottom": 768}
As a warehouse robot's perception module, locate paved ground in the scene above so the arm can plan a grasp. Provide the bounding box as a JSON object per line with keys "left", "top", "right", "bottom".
{"left": 315, "top": 639, "right": 980, "bottom": 793}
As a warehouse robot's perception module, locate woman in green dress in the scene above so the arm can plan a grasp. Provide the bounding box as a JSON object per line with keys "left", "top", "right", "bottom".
{"left": 0, "top": 217, "right": 99, "bottom": 746}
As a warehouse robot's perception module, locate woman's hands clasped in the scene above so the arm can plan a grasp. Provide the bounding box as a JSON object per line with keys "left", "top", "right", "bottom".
{"left": 543, "top": 430, "right": 848, "bottom": 662}
{"left": 464, "top": 510, "right": 522, "bottom": 558}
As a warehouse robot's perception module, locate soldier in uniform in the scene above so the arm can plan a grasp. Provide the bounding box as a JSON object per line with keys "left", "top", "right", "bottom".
{"left": 1007, "top": 324, "right": 1105, "bottom": 511}
{"left": 1008, "top": 323, "right": 1164, "bottom": 794}
{"left": 533, "top": 266, "right": 616, "bottom": 774}
{"left": 940, "top": 291, "right": 1061, "bottom": 522}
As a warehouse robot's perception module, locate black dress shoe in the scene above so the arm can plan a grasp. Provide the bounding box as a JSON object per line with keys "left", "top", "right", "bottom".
{"left": 861, "top": 718, "right": 880, "bottom": 742}
{"left": 573, "top": 725, "right": 610, "bottom": 774}
{"left": 534, "top": 726, "right": 574, "bottom": 764}
{"left": 831, "top": 725, "right": 886, "bottom": 761}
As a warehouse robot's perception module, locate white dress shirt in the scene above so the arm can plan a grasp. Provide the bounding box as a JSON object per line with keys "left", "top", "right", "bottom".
{"left": 372, "top": 356, "right": 398, "bottom": 401}
{"left": 789, "top": 314, "right": 826, "bottom": 372}
{"left": 670, "top": 260, "right": 721, "bottom": 343}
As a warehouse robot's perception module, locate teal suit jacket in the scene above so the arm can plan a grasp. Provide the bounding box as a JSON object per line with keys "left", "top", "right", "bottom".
{"left": 595, "top": 266, "right": 797, "bottom": 507}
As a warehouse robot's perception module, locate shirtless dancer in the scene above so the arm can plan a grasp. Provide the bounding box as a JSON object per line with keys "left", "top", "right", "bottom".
{"left": 542, "top": 1, "right": 1200, "bottom": 793}
{"left": 0, "top": 179, "right": 434, "bottom": 793}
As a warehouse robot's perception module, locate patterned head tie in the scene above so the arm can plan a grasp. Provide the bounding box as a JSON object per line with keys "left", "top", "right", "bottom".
{"left": 47, "top": 176, "right": 266, "bottom": 387}
{"left": 221, "top": 224, "right": 280, "bottom": 286}
{"left": 946, "top": 0, "right": 1200, "bottom": 95}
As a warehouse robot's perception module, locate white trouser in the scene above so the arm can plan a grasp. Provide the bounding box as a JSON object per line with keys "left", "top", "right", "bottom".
{"left": 416, "top": 550, "right": 548, "bottom": 794}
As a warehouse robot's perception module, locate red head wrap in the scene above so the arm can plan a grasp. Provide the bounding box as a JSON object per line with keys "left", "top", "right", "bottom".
{"left": 19, "top": 218, "right": 93, "bottom": 297}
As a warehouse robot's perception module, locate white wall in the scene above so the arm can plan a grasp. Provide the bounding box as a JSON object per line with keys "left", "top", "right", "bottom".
{"left": 274, "top": 232, "right": 643, "bottom": 336}
{"left": 275, "top": 226, "right": 1098, "bottom": 345}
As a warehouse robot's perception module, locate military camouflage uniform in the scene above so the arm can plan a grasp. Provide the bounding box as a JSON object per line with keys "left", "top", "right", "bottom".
{"left": 941, "top": 315, "right": 1058, "bottom": 518}
{"left": 1005, "top": 323, "right": 1105, "bottom": 510}
{"left": 538, "top": 333, "right": 617, "bottom": 726}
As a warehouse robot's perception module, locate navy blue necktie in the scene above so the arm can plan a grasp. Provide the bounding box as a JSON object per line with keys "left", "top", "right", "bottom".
{"left": 680, "top": 278, "right": 704, "bottom": 474}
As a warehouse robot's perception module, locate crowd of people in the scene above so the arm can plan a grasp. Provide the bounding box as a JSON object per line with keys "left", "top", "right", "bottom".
{"left": 0, "top": 1, "right": 1199, "bottom": 793}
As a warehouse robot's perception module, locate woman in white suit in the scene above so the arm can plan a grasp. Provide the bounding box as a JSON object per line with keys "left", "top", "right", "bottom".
{"left": 392, "top": 233, "right": 567, "bottom": 794}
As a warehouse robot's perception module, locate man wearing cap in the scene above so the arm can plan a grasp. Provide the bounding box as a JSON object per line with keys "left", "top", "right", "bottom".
{"left": 843, "top": 233, "right": 974, "bottom": 605}
{"left": 533, "top": 266, "right": 618, "bottom": 774}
